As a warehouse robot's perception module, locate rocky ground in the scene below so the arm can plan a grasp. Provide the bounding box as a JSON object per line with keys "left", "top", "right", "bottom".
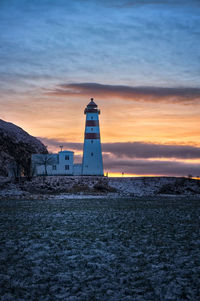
{"left": 0, "top": 196, "right": 200, "bottom": 300}
{"left": 0, "top": 176, "right": 200, "bottom": 200}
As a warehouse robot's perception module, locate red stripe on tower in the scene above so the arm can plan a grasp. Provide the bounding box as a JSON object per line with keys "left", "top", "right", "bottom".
{"left": 85, "top": 133, "right": 100, "bottom": 139}
{"left": 86, "top": 120, "right": 99, "bottom": 126}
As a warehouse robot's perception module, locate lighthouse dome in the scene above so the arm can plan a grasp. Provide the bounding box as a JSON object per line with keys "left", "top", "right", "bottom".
{"left": 87, "top": 98, "right": 97, "bottom": 108}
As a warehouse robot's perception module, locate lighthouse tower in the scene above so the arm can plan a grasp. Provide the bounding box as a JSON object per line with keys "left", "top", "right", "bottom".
{"left": 82, "top": 98, "right": 104, "bottom": 176}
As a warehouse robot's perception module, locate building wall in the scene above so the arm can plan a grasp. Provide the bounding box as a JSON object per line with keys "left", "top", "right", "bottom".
{"left": 73, "top": 163, "right": 82, "bottom": 175}
{"left": 32, "top": 151, "right": 74, "bottom": 176}
{"left": 56, "top": 151, "right": 74, "bottom": 175}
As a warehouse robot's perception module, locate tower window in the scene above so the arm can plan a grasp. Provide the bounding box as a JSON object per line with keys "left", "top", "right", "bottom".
{"left": 65, "top": 155, "right": 69, "bottom": 160}
{"left": 91, "top": 152, "right": 93, "bottom": 156}
{"left": 65, "top": 165, "right": 69, "bottom": 170}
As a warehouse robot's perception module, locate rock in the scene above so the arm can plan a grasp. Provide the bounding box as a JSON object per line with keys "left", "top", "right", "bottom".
{"left": 0, "top": 119, "right": 47, "bottom": 176}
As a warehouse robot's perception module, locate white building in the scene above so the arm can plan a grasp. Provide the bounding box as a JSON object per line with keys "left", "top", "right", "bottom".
{"left": 32, "top": 151, "right": 74, "bottom": 176}
{"left": 32, "top": 99, "right": 104, "bottom": 176}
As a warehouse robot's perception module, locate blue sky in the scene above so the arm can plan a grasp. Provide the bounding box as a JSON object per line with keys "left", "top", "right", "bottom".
{"left": 0, "top": 0, "right": 200, "bottom": 94}
{"left": 0, "top": 0, "right": 200, "bottom": 176}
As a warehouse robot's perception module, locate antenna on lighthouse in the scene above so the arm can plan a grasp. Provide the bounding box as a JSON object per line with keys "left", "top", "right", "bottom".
{"left": 59, "top": 145, "right": 63, "bottom": 152}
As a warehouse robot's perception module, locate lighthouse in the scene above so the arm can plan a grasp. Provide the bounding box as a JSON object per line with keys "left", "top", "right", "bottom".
{"left": 82, "top": 98, "right": 104, "bottom": 176}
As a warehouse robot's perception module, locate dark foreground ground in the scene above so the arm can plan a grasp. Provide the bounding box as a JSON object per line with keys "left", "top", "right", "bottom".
{"left": 0, "top": 196, "right": 200, "bottom": 300}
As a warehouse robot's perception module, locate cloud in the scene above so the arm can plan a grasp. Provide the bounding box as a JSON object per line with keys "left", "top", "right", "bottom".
{"left": 1, "top": 0, "right": 200, "bottom": 97}
{"left": 40, "top": 138, "right": 82, "bottom": 152}
{"left": 46, "top": 83, "right": 200, "bottom": 103}
{"left": 113, "top": 0, "right": 200, "bottom": 8}
{"left": 40, "top": 138, "right": 200, "bottom": 160}
{"left": 39, "top": 137, "right": 200, "bottom": 175}
{"left": 104, "top": 157, "right": 200, "bottom": 176}
{"left": 102, "top": 142, "right": 200, "bottom": 159}
{"left": 112, "top": 0, "right": 176, "bottom": 8}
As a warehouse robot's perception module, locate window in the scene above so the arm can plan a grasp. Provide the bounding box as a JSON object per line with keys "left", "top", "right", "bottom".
{"left": 52, "top": 165, "right": 57, "bottom": 170}
{"left": 91, "top": 116, "right": 93, "bottom": 120}
{"left": 91, "top": 140, "right": 93, "bottom": 144}
{"left": 65, "top": 155, "right": 69, "bottom": 160}
{"left": 91, "top": 152, "right": 93, "bottom": 156}
{"left": 91, "top": 128, "right": 93, "bottom": 131}
{"left": 65, "top": 165, "right": 69, "bottom": 170}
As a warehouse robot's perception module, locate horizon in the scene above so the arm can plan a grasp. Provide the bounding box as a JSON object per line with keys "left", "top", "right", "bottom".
{"left": 0, "top": 0, "right": 200, "bottom": 177}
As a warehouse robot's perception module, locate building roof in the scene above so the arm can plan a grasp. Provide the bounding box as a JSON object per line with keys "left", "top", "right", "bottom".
{"left": 59, "top": 150, "right": 74, "bottom": 154}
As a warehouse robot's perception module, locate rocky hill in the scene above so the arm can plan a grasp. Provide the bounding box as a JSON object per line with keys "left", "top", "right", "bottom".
{"left": 0, "top": 119, "right": 47, "bottom": 176}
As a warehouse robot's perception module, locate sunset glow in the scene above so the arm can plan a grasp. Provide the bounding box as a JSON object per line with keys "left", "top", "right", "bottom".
{"left": 0, "top": 0, "right": 200, "bottom": 176}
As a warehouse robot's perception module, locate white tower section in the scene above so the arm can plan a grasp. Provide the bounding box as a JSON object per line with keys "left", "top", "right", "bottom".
{"left": 82, "top": 98, "right": 104, "bottom": 176}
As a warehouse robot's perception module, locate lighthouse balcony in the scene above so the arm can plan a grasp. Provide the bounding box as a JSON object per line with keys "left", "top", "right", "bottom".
{"left": 84, "top": 108, "right": 100, "bottom": 114}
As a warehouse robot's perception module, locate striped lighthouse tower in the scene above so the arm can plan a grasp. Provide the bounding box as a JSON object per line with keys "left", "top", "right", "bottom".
{"left": 82, "top": 98, "right": 104, "bottom": 176}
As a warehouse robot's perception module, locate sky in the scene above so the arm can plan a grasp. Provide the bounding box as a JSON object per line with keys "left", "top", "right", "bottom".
{"left": 0, "top": 0, "right": 200, "bottom": 176}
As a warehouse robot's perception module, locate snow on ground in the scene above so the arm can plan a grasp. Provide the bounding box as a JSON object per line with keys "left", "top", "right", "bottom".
{"left": 0, "top": 196, "right": 200, "bottom": 300}
{"left": 108, "top": 177, "right": 200, "bottom": 196}
{"left": 49, "top": 194, "right": 118, "bottom": 200}
{"left": 1, "top": 176, "right": 199, "bottom": 199}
